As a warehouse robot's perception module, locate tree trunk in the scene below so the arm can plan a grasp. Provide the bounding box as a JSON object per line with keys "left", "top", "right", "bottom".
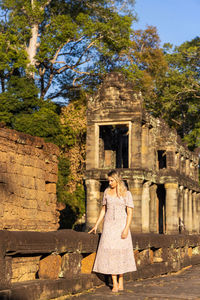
{"left": 26, "top": 23, "right": 39, "bottom": 78}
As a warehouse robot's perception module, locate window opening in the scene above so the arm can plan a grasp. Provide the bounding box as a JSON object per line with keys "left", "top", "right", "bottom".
{"left": 99, "top": 125, "right": 129, "bottom": 169}
{"left": 157, "top": 150, "right": 166, "bottom": 169}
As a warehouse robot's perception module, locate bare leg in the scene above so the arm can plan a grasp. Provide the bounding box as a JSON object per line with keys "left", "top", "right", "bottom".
{"left": 111, "top": 274, "right": 118, "bottom": 292}
{"left": 118, "top": 274, "right": 124, "bottom": 290}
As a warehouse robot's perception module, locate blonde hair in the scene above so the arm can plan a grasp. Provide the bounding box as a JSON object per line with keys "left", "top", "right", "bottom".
{"left": 107, "top": 170, "right": 127, "bottom": 197}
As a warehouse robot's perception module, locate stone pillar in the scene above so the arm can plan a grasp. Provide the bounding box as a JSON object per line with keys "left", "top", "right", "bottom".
{"left": 86, "top": 123, "right": 99, "bottom": 169}
{"left": 188, "top": 190, "right": 193, "bottom": 234}
{"left": 165, "top": 183, "right": 179, "bottom": 234}
{"left": 185, "top": 159, "right": 190, "bottom": 176}
{"left": 149, "top": 184, "right": 158, "bottom": 233}
{"left": 192, "top": 192, "right": 198, "bottom": 234}
{"left": 148, "top": 128, "right": 156, "bottom": 171}
{"left": 130, "top": 122, "right": 142, "bottom": 168}
{"left": 128, "top": 179, "right": 143, "bottom": 232}
{"left": 180, "top": 156, "right": 185, "bottom": 174}
{"left": 189, "top": 161, "right": 194, "bottom": 178}
{"left": 178, "top": 186, "right": 184, "bottom": 233}
{"left": 85, "top": 179, "right": 100, "bottom": 230}
{"left": 141, "top": 181, "right": 151, "bottom": 233}
{"left": 183, "top": 188, "right": 189, "bottom": 233}
{"left": 195, "top": 164, "right": 199, "bottom": 182}
{"left": 175, "top": 152, "right": 180, "bottom": 172}
{"left": 141, "top": 125, "right": 149, "bottom": 169}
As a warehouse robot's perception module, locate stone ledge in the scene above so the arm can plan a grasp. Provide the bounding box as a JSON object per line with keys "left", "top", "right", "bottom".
{"left": 0, "top": 274, "right": 103, "bottom": 300}
{"left": 2, "top": 231, "right": 200, "bottom": 256}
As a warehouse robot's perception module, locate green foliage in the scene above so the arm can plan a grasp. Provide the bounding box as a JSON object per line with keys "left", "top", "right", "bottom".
{"left": 155, "top": 38, "right": 200, "bottom": 149}
{"left": 57, "top": 156, "right": 85, "bottom": 229}
{"left": 0, "top": 0, "right": 135, "bottom": 100}
{"left": 121, "top": 27, "right": 200, "bottom": 150}
{"left": 0, "top": 76, "right": 66, "bottom": 147}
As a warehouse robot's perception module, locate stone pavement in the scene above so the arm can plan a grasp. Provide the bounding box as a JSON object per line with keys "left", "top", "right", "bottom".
{"left": 67, "top": 264, "right": 200, "bottom": 299}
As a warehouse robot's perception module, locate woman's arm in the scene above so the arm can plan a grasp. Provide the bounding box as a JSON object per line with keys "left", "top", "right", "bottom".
{"left": 88, "top": 205, "right": 106, "bottom": 234}
{"left": 121, "top": 207, "right": 133, "bottom": 239}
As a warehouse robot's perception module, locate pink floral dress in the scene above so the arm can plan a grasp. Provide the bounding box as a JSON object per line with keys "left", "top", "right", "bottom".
{"left": 93, "top": 190, "right": 137, "bottom": 274}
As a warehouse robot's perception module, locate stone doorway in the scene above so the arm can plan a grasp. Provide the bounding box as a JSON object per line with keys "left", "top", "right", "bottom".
{"left": 157, "top": 184, "right": 166, "bottom": 234}
{"left": 99, "top": 124, "right": 129, "bottom": 169}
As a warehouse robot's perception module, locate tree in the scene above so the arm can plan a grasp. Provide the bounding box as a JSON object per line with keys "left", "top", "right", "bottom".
{"left": 155, "top": 38, "right": 200, "bottom": 149}
{"left": 0, "top": 75, "right": 66, "bottom": 145}
{"left": 119, "top": 26, "right": 168, "bottom": 108}
{"left": 120, "top": 27, "right": 200, "bottom": 149}
{"left": 0, "top": 0, "right": 135, "bottom": 100}
{"left": 57, "top": 94, "right": 87, "bottom": 229}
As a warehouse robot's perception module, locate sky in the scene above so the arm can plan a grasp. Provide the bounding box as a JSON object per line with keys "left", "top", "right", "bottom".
{"left": 134, "top": 0, "right": 200, "bottom": 46}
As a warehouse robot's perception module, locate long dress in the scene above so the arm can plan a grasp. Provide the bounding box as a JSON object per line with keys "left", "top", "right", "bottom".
{"left": 92, "top": 189, "right": 137, "bottom": 274}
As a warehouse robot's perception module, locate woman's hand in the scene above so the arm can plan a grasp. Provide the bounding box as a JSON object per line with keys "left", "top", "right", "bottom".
{"left": 121, "top": 228, "right": 128, "bottom": 239}
{"left": 88, "top": 225, "right": 98, "bottom": 234}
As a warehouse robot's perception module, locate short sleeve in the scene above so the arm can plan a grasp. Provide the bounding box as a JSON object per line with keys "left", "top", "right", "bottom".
{"left": 125, "top": 191, "right": 134, "bottom": 208}
{"left": 102, "top": 190, "right": 107, "bottom": 206}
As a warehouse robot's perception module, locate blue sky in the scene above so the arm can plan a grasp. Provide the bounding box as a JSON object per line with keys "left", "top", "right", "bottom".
{"left": 134, "top": 0, "right": 200, "bottom": 46}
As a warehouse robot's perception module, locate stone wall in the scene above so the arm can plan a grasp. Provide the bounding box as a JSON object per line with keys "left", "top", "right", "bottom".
{"left": 1, "top": 230, "right": 200, "bottom": 299}
{"left": 0, "top": 127, "right": 60, "bottom": 231}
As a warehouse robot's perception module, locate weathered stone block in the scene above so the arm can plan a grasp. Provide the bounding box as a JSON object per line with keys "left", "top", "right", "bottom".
{"left": 38, "top": 254, "right": 62, "bottom": 279}
{"left": 45, "top": 183, "right": 56, "bottom": 194}
{"left": 153, "top": 248, "right": 163, "bottom": 263}
{"left": 45, "top": 172, "right": 58, "bottom": 183}
{"left": 135, "top": 249, "right": 152, "bottom": 267}
{"left": 12, "top": 256, "right": 41, "bottom": 283}
{"left": 81, "top": 253, "right": 96, "bottom": 274}
{"left": 35, "top": 178, "right": 46, "bottom": 191}
{"left": 61, "top": 253, "right": 82, "bottom": 278}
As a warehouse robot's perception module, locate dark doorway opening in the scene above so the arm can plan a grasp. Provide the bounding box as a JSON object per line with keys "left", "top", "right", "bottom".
{"left": 99, "top": 125, "right": 129, "bottom": 169}
{"left": 157, "top": 184, "right": 166, "bottom": 234}
{"left": 157, "top": 150, "right": 167, "bottom": 169}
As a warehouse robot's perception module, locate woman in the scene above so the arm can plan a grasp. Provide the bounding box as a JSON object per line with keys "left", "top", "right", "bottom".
{"left": 88, "top": 170, "right": 137, "bottom": 292}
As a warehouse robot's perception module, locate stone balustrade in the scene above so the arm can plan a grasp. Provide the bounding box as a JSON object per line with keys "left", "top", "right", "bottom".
{"left": 1, "top": 230, "right": 200, "bottom": 300}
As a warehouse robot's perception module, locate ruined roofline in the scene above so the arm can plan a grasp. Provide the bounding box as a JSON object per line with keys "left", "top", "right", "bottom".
{"left": 142, "top": 109, "right": 199, "bottom": 163}
{"left": 87, "top": 72, "right": 143, "bottom": 113}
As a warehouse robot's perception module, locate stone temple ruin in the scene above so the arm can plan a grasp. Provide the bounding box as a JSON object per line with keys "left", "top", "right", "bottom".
{"left": 85, "top": 72, "right": 200, "bottom": 235}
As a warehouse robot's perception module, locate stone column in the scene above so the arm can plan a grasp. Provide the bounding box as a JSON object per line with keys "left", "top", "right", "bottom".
{"left": 183, "top": 188, "right": 189, "bottom": 233}
{"left": 148, "top": 128, "right": 156, "bottom": 171}
{"left": 195, "top": 164, "right": 199, "bottom": 182}
{"left": 188, "top": 190, "right": 193, "bottom": 234}
{"left": 192, "top": 192, "right": 198, "bottom": 234}
{"left": 165, "top": 183, "right": 179, "bottom": 234}
{"left": 142, "top": 181, "right": 151, "bottom": 233}
{"left": 86, "top": 123, "right": 99, "bottom": 170}
{"left": 178, "top": 186, "right": 184, "bottom": 233}
{"left": 180, "top": 156, "right": 185, "bottom": 174}
{"left": 175, "top": 152, "right": 180, "bottom": 171}
{"left": 128, "top": 179, "right": 143, "bottom": 232}
{"left": 130, "top": 122, "right": 142, "bottom": 168}
{"left": 141, "top": 125, "right": 149, "bottom": 169}
{"left": 149, "top": 184, "right": 158, "bottom": 233}
{"left": 185, "top": 159, "right": 190, "bottom": 176}
{"left": 85, "top": 179, "right": 100, "bottom": 230}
